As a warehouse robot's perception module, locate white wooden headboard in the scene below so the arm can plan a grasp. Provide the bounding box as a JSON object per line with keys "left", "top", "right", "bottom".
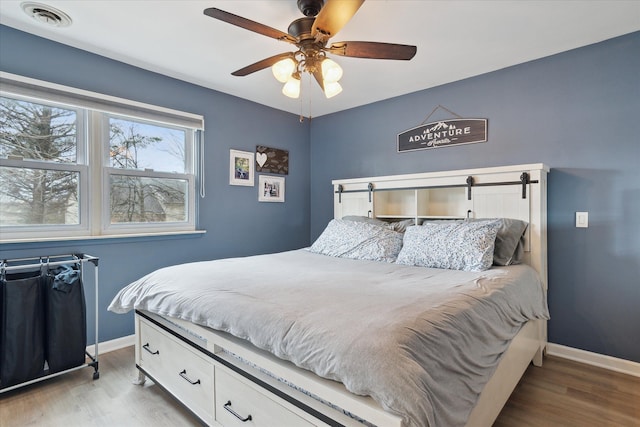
{"left": 332, "top": 163, "right": 549, "bottom": 289}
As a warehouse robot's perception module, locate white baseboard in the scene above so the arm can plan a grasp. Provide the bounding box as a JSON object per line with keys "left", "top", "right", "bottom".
{"left": 86, "top": 334, "right": 135, "bottom": 356}
{"left": 547, "top": 343, "right": 640, "bottom": 378}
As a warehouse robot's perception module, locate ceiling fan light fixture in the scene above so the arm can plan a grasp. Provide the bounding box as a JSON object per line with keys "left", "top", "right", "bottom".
{"left": 324, "top": 81, "right": 342, "bottom": 99}
{"left": 282, "top": 74, "right": 301, "bottom": 98}
{"left": 205, "top": 2, "right": 416, "bottom": 103}
{"left": 321, "top": 58, "right": 342, "bottom": 83}
{"left": 272, "top": 58, "right": 296, "bottom": 83}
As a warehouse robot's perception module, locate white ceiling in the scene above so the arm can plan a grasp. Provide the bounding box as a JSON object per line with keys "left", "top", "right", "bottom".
{"left": 1, "top": 1, "right": 639, "bottom": 117}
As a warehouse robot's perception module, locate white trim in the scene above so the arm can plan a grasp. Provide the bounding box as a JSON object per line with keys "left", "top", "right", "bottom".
{"left": 332, "top": 163, "right": 549, "bottom": 185}
{"left": 86, "top": 334, "right": 135, "bottom": 356}
{"left": 547, "top": 343, "right": 640, "bottom": 378}
{"left": 0, "top": 229, "right": 206, "bottom": 244}
{"left": 0, "top": 71, "right": 204, "bottom": 130}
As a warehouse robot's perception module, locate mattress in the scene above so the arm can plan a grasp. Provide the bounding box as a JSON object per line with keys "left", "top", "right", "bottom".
{"left": 108, "top": 249, "right": 549, "bottom": 427}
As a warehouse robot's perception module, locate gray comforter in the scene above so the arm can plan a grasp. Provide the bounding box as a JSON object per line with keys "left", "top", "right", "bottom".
{"left": 108, "top": 249, "right": 548, "bottom": 427}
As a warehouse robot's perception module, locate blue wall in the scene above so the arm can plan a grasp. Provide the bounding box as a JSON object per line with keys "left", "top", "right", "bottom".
{"left": 2, "top": 25, "right": 639, "bottom": 363}
{"left": 0, "top": 25, "right": 312, "bottom": 344}
{"left": 310, "top": 32, "right": 640, "bottom": 363}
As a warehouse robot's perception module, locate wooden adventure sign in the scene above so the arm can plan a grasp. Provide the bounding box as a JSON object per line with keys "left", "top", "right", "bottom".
{"left": 397, "top": 119, "right": 488, "bottom": 152}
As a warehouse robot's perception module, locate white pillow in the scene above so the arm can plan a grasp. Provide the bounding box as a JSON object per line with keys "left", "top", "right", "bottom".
{"left": 309, "top": 219, "right": 404, "bottom": 263}
{"left": 396, "top": 220, "right": 501, "bottom": 271}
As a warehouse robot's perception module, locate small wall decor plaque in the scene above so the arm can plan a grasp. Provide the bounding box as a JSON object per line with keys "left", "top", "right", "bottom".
{"left": 256, "top": 145, "right": 289, "bottom": 175}
{"left": 229, "top": 149, "right": 254, "bottom": 186}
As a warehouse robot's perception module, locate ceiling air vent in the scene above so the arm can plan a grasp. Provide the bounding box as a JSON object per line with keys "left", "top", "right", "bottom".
{"left": 21, "top": 2, "right": 72, "bottom": 27}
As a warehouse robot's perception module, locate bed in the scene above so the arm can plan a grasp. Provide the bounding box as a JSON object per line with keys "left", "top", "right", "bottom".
{"left": 109, "top": 163, "right": 549, "bottom": 427}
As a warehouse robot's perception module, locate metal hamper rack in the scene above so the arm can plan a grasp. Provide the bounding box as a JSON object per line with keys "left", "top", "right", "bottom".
{"left": 0, "top": 253, "right": 99, "bottom": 393}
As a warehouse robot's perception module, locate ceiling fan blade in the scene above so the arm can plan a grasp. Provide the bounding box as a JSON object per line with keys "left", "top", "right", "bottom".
{"left": 231, "top": 52, "right": 295, "bottom": 77}
{"left": 204, "top": 8, "right": 296, "bottom": 44}
{"left": 328, "top": 41, "right": 417, "bottom": 60}
{"left": 312, "top": 0, "right": 365, "bottom": 40}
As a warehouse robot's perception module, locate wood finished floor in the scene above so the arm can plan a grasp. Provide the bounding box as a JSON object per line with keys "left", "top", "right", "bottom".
{"left": 1, "top": 346, "right": 638, "bottom": 426}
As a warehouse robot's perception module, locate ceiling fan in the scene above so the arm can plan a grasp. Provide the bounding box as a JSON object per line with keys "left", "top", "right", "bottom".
{"left": 203, "top": 0, "right": 417, "bottom": 99}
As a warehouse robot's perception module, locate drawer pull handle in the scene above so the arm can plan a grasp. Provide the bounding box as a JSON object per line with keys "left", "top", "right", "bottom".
{"left": 178, "top": 369, "right": 201, "bottom": 385}
{"left": 142, "top": 343, "right": 159, "bottom": 355}
{"left": 224, "top": 400, "right": 252, "bottom": 422}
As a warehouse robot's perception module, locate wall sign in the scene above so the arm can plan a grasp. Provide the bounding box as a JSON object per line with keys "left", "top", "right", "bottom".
{"left": 397, "top": 118, "right": 488, "bottom": 152}
{"left": 256, "top": 145, "right": 289, "bottom": 175}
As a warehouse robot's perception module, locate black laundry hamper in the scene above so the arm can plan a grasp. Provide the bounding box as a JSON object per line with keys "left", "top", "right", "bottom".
{"left": 0, "top": 270, "right": 46, "bottom": 388}
{"left": 0, "top": 254, "right": 98, "bottom": 392}
{"left": 44, "top": 266, "right": 87, "bottom": 373}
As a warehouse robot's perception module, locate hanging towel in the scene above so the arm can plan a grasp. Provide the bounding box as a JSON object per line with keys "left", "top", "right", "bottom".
{"left": 51, "top": 265, "right": 79, "bottom": 293}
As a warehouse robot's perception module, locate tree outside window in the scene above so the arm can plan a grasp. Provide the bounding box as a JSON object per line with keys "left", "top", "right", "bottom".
{"left": 0, "top": 96, "right": 79, "bottom": 226}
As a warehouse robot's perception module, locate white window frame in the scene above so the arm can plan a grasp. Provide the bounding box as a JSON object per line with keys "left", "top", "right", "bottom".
{"left": 0, "top": 158, "right": 90, "bottom": 239}
{"left": 0, "top": 72, "right": 204, "bottom": 242}
{"left": 99, "top": 113, "right": 196, "bottom": 235}
{"left": 0, "top": 94, "right": 90, "bottom": 240}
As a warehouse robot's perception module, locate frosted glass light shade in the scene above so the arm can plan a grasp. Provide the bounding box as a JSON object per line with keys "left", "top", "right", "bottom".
{"left": 272, "top": 58, "right": 296, "bottom": 83}
{"left": 324, "top": 81, "right": 342, "bottom": 98}
{"left": 282, "top": 75, "right": 301, "bottom": 98}
{"left": 321, "top": 58, "right": 343, "bottom": 83}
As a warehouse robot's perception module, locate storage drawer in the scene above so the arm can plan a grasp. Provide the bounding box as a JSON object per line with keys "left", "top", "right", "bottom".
{"left": 139, "top": 318, "right": 214, "bottom": 425}
{"left": 215, "top": 368, "right": 316, "bottom": 427}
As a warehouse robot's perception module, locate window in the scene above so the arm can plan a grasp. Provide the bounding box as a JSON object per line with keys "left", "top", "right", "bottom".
{"left": 0, "top": 97, "right": 84, "bottom": 228}
{"left": 0, "top": 73, "right": 204, "bottom": 241}
{"left": 104, "top": 115, "right": 194, "bottom": 230}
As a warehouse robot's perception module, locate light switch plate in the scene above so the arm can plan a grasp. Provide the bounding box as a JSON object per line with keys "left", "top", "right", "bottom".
{"left": 576, "top": 212, "right": 588, "bottom": 228}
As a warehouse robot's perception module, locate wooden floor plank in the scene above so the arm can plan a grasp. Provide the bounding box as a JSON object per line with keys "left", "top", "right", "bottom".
{"left": 0, "top": 347, "right": 201, "bottom": 427}
{"left": 494, "top": 356, "right": 640, "bottom": 427}
{"left": 1, "top": 348, "right": 638, "bottom": 426}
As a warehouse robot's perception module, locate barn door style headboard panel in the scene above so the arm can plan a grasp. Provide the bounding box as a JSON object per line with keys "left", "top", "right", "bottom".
{"left": 332, "top": 163, "right": 549, "bottom": 288}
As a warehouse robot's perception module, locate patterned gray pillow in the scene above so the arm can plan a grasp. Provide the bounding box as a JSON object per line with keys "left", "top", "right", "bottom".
{"left": 342, "top": 215, "right": 415, "bottom": 233}
{"left": 396, "top": 220, "right": 501, "bottom": 271}
{"left": 342, "top": 215, "right": 389, "bottom": 227}
{"left": 309, "top": 219, "right": 404, "bottom": 263}
{"left": 388, "top": 218, "right": 415, "bottom": 233}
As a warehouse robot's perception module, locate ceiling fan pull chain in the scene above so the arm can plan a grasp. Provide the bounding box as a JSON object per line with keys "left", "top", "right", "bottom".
{"left": 308, "top": 74, "right": 313, "bottom": 121}
{"left": 299, "top": 74, "right": 313, "bottom": 123}
{"left": 299, "top": 79, "right": 305, "bottom": 122}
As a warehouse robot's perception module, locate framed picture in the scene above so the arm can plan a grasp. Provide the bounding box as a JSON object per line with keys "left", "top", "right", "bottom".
{"left": 258, "top": 175, "right": 285, "bottom": 203}
{"left": 229, "top": 149, "right": 254, "bottom": 186}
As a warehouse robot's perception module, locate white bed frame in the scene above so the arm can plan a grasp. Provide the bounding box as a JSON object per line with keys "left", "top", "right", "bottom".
{"left": 134, "top": 163, "right": 549, "bottom": 427}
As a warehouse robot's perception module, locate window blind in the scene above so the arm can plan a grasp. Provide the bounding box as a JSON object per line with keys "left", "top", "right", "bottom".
{"left": 0, "top": 72, "right": 204, "bottom": 130}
